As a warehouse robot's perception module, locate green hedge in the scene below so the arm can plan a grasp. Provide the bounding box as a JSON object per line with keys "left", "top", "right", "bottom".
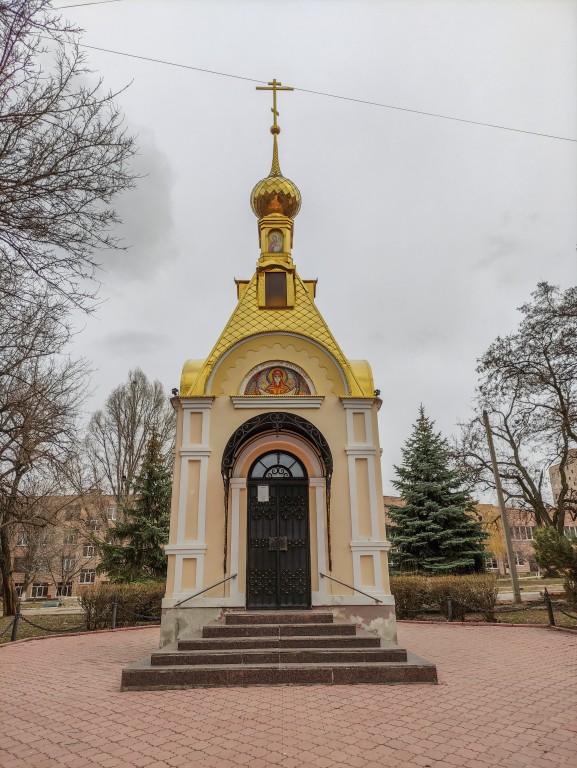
{"left": 391, "top": 574, "right": 499, "bottom": 621}
{"left": 78, "top": 582, "right": 165, "bottom": 630}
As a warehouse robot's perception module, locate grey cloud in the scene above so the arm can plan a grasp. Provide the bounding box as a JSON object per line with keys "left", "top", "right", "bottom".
{"left": 98, "top": 129, "right": 176, "bottom": 281}
{"left": 102, "top": 330, "right": 171, "bottom": 356}
{"left": 474, "top": 234, "right": 521, "bottom": 270}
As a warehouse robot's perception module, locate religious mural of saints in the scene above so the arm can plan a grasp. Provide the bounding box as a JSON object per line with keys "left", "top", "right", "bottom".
{"left": 268, "top": 230, "right": 283, "bottom": 253}
{"left": 244, "top": 365, "right": 312, "bottom": 396}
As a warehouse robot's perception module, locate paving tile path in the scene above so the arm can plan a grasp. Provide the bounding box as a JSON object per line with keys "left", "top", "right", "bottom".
{"left": 1, "top": 623, "right": 576, "bottom": 768}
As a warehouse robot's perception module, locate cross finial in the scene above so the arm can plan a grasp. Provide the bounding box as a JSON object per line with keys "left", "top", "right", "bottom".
{"left": 256, "top": 78, "right": 294, "bottom": 134}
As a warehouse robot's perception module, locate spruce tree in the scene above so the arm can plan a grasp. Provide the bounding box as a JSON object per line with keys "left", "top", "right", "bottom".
{"left": 97, "top": 434, "right": 171, "bottom": 582}
{"left": 387, "top": 406, "right": 486, "bottom": 575}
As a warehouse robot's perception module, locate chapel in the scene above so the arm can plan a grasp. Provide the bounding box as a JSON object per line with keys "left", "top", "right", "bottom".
{"left": 159, "top": 81, "right": 397, "bottom": 647}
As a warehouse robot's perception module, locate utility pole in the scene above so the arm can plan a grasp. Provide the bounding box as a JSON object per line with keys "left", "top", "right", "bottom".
{"left": 482, "top": 410, "right": 522, "bottom": 604}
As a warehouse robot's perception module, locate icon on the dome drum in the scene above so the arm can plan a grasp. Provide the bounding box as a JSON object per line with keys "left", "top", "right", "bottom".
{"left": 244, "top": 365, "right": 311, "bottom": 396}
{"left": 267, "top": 194, "right": 284, "bottom": 215}
{"left": 268, "top": 230, "right": 283, "bottom": 253}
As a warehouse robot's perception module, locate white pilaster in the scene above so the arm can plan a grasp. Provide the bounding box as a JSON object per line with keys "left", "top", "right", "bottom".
{"left": 310, "top": 477, "right": 327, "bottom": 602}
{"left": 174, "top": 398, "right": 214, "bottom": 595}
{"left": 229, "top": 477, "right": 246, "bottom": 599}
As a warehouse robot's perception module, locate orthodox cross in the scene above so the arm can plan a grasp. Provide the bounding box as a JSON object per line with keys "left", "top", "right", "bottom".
{"left": 256, "top": 78, "right": 294, "bottom": 129}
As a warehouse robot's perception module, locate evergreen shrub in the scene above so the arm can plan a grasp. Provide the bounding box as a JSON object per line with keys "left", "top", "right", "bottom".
{"left": 79, "top": 582, "right": 165, "bottom": 630}
{"left": 387, "top": 406, "right": 487, "bottom": 574}
{"left": 533, "top": 526, "right": 577, "bottom": 604}
{"left": 391, "top": 574, "right": 498, "bottom": 621}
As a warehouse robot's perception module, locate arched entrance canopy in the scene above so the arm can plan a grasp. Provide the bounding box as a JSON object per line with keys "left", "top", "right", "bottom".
{"left": 221, "top": 412, "right": 334, "bottom": 578}
{"left": 221, "top": 412, "right": 332, "bottom": 478}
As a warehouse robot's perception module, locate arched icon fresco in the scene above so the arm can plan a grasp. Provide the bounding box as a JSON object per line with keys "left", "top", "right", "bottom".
{"left": 242, "top": 363, "right": 313, "bottom": 396}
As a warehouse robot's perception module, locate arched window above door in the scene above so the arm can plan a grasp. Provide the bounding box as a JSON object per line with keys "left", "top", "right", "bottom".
{"left": 249, "top": 451, "right": 306, "bottom": 479}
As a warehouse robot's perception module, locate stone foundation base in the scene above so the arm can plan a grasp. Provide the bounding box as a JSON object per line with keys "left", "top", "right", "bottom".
{"left": 325, "top": 604, "right": 397, "bottom": 643}
{"left": 160, "top": 607, "right": 225, "bottom": 647}
{"left": 160, "top": 604, "right": 397, "bottom": 647}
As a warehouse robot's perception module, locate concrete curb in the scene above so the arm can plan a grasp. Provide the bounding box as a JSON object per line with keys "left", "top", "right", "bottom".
{"left": 0, "top": 623, "right": 160, "bottom": 648}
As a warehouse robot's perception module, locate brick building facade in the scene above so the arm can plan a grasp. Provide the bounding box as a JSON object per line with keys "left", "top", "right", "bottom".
{"left": 10, "top": 495, "right": 118, "bottom": 602}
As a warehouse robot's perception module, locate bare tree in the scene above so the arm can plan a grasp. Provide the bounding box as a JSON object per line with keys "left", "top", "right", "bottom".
{"left": 0, "top": 0, "right": 136, "bottom": 310}
{"left": 0, "top": 281, "right": 88, "bottom": 614}
{"left": 456, "top": 283, "right": 577, "bottom": 532}
{"left": 8, "top": 495, "right": 109, "bottom": 601}
{"left": 85, "top": 369, "right": 175, "bottom": 502}
{"left": 10, "top": 525, "right": 47, "bottom": 597}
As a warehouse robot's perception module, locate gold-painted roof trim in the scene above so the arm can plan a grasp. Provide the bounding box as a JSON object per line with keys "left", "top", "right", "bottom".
{"left": 182, "top": 272, "right": 370, "bottom": 398}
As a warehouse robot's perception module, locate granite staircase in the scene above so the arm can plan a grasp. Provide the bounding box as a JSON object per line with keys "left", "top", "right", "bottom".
{"left": 121, "top": 610, "right": 437, "bottom": 690}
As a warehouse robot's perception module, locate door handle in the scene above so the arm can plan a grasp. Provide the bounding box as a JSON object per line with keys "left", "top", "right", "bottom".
{"left": 268, "top": 536, "right": 288, "bottom": 551}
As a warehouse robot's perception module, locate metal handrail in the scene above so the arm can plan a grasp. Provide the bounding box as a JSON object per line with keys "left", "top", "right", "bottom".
{"left": 173, "top": 574, "right": 237, "bottom": 608}
{"left": 319, "top": 572, "right": 382, "bottom": 604}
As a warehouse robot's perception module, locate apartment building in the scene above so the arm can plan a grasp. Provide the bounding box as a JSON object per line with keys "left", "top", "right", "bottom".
{"left": 10, "top": 495, "right": 119, "bottom": 602}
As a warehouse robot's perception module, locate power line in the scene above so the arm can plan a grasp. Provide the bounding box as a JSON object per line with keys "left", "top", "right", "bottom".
{"left": 81, "top": 42, "right": 263, "bottom": 85}
{"left": 56, "top": 1, "right": 123, "bottom": 8}
{"left": 76, "top": 43, "right": 576, "bottom": 143}
{"left": 292, "top": 86, "right": 577, "bottom": 143}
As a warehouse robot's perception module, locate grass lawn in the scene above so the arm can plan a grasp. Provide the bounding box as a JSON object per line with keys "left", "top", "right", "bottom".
{"left": 496, "top": 577, "right": 564, "bottom": 591}
{"left": 0, "top": 611, "right": 160, "bottom": 644}
{"left": 0, "top": 613, "right": 88, "bottom": 644}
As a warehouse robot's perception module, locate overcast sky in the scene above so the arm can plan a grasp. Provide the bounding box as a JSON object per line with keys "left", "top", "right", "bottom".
{"left": 55, "top": 0, "right": 577, "bottom": 495}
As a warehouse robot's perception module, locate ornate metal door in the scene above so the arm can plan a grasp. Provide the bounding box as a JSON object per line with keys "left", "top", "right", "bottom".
{"left": 246, "top": 452, "right": 310, "bottom": 610}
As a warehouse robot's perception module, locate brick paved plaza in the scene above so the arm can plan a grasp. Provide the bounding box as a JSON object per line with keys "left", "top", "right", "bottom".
{"left": 1, "top": 623, "right": 576, "bottom": 768}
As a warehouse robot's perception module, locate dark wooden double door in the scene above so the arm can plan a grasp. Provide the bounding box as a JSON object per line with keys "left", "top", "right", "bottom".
{"left": 246, "top": 453, "right": 311, "bottom": 610}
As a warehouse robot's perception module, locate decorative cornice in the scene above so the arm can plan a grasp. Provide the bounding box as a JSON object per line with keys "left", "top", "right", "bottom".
{"left": 231, "top": 396, "right": 324, "bottom": 409}
{"left": 164, "top": 543, "right": 207, "bottom": 555}
{"left": 345, "top": 446, "right": 376, "bottom": 456}
{"left": 349, "top": 540, "right": 392, "bottom": 552}
{"left": 341, "top": 398, "right": 375, "bottom": 409}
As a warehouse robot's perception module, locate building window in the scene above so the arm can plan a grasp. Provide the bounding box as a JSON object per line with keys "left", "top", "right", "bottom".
{"left": 63, "top": 532, "right": 77, "bottom": 545}
{"left": 107, "top": 506, "right": 117, "bottom": 521}
{"left": 15, "top": 584, "right": 25, "bottom": 598}
{"left": 83, "top": 543, "right": 96, "bottom": 557}
{"left": 16, "top": 532, "right": 28, "bottom": 546}
{"left": 62, "top": 557, "right": 75, "bottom": 571}
{"left": 485, "top": 556, "right": 498, "bottom": 570}
{"left": 510, "top": 526, "right": 533, "bottom": 540}
{"left": 79, "top": 569, "right": 96, "bottom": 584}
{"left": 564, "top": 527, "right": 577, "bottom": 539}
{"left": 515, "top": 552, "right": 525, "bottom": 566}
{"left": 56, "top": 582, "right": 72, "bottom": 597}
{"left": 265, "top": 271, "right": 287, "bottom": 308}
{"left": 88, "top": 519, "right": 100, "bottom": 532}
{"left": 65, "top": 506, "right": 80, "bottom": 521}
{"left": 30, "top": 583, "right": 48, "bottom": 599}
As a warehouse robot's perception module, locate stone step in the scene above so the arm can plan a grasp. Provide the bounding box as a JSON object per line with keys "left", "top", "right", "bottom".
{"left": 178, "top": 632, "right": 381, "bottom": 651}
{"left": 225, "top": 611, "right": 334, "bottom": 625}
{"left": 121, "top": 654, "right": 437, "bottom": 690}
{"left": 202, "top": 622, "right": 357, "bottom": 638}
{"left": 151, "top": 646, "right": 407, "bottom": 666}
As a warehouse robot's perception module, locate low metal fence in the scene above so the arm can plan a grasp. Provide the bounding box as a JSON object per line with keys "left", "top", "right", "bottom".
{"left": 1, "top": 599, "right": 161, "bottom": 643}
{"left": 397, "top": 587, "right": 577, "bottom": 627}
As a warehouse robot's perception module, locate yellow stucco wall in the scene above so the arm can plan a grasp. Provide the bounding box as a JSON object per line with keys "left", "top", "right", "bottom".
{"left": 166, "top": 332, "right": 391, "bottom": 604}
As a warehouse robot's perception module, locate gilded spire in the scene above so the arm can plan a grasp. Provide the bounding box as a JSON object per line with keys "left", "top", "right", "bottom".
{"left": 270, "top": 133, "right": 281, "bottom": 177}
{"left": 251, "top": 78, "right": 301, "bottom": 220}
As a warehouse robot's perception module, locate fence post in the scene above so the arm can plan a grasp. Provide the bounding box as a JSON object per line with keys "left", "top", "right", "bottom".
{"left": 111, "top": 601, "right": 118, "bottom": 630}
{"left": 544, "top": 588, "right": 555, "bottom": 627}
{"left": 446, "top": 597, "right": 453, "bottom": 622}
{"left": 10, "top": 607, "right": 20, "bottom": 642}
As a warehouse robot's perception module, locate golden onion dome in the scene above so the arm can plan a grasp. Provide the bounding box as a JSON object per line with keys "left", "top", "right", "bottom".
{"left": 250, "top": 130, "right": 301, "bottom": 219}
